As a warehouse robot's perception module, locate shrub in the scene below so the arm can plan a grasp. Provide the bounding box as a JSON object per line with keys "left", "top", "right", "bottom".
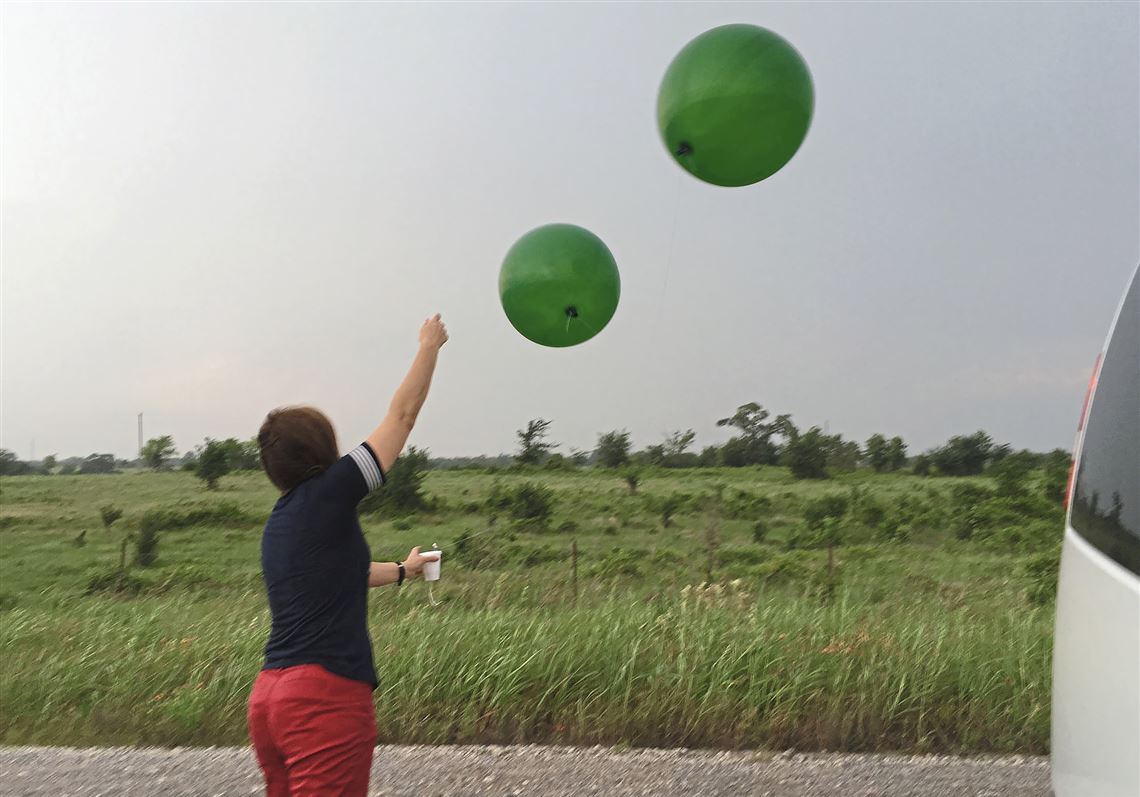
{"left": 1025, "top": 547, "right": 1061, "bottom": 605}
{"left": 590, "top": 548, "right": 644, "bottom": 578}
{"left": 755, "top": 552, "right": 811, "bottom": 584}
{"left": 484, "top": 482, "right": 513, "bottom": 514}
{"left": 752, "top": 520, "right": 767, "bottom": 544}
{"left": 722, "top": 490, "right": 771, "bottom": 520}
{"left": 544, "top": 453, "right": 571, "bottom": 471}
{"left": 658, "top": 494, "right": 684, "bottom": 528}
{"left": 392, "top": 517, "right": 413, "bottom": 532}
{"left": 195, "top": 440, "right": 231, "bottom": 490}
{"left": 85, "top": 569, "right": 145, "bottom": 596}
{"left": 99, "top": 505, "right": 123, "bottom": 531}
{"left": 453, "top": 529, "right": 499, "bottom": 569}
{"left": 948, "top": 482, "right": 995, "bottom": 540}
{"left": 510, "top": 482, "right": 555, "bottom": 524}
{"left": 876, "top": 516, "right": 910, "bottom": 544}
{"left": 650, "top": 547, "right": 685, "bottom": 567}
{"left": 784, "top": 523, "right": 805, "bottom": 550}
{"left": 990, "top": 451, "right": 1038, "bottom": 497}
{"left": 360, "top": 447, "right": 430, "bottom": 515}
{"left": 803, "top": 494, "right": 849, "bottom": 530}
{"left": 974, "top": 518, "right": 1059, "bottom": 554}
{"left": 855, "top": 498, "right": 887, "bottom": 529}
{"left": 138, "top": 502, "right": 252, "bottom": 533}
{"left": 515, "top": 544, "right": 568, "bottom": 568}
{"left": 623, "top": 469, "right": 641, "bottom": 495}
{"left": 135, "top": 524, "right": 159, "bottom": 567}
{"left": 718, "top": 547, "right": 770, "bottom": 567}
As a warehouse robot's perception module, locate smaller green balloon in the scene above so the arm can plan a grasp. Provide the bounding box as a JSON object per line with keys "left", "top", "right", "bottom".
{"left": 658, "top": 24, "right": 814, "bottom": 187}
{"left": 499, "top": 224, "right": 620, "bottom": 348}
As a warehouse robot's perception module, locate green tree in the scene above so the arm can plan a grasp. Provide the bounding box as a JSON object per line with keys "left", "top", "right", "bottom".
{"left": 783, "top": 427, "right": 829, "bottom": 479}
{"left": 79, "top": 454, "right": 116, "bottom": 474}
{"left": 886, "top": 436, "right": 908, "bottom": 471}
{"left": 595, "top": 430, "right": 631, "bottom": 468}
{"left": 912, "top": 454, "right": 932, "bottom": 476}
{"left": 865, "top": 434, "right": 889, "bottom": 472}
{"left": 716, "top": 403, "right": 797, "bottom": 466}
{"left": 0, "top": 449, "right": 21, "bottom": 475}
{"left": 516, "top": 419, "right": 556, "bottom": 466}
{"left": 664, "top": 429, "right": 695, "bottom": 457}
{"left": 360, "top": 446, "right": 430, "bottom": 515}
{"left": 866, "top": 434, "right": 906, "bottom": 472}
{"left": 697, "top": 446, "right": 720, "bottom": 467}
{"left": 638, "top": 444, "right": 666, "bottom": 467}
{"left": 931, "top": 431, "right": 995, "bottom": 476}
{"left": 209, "top": 437, "right": 261, "bottom": 470}
{"left": 41, "top": 454, "right": 58, "bottom": 473}
{"left": 141, "top": 435, "right": 177, "bottom": 470}
{"left": 990, "top": 450, "right": 1037, "bottom": 496}
{"left": 196, "top": 440, "right": 231, "bottom": 490}
{"left": 661, "top": 429, "right": 698, "bottom": 468}
{"left": 568, "top": 448, "right": 591, "bottom": 467}
{"left": 824, "top": 435, "right": 861, "bottom": 472}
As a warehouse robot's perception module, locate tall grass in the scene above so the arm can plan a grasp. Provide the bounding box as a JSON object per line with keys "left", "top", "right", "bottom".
{"left": 0, "top": 468, "right": 1057, "bottom": 752}
{"left": 0, "top": 583, "right": 1050, "bottom": 751}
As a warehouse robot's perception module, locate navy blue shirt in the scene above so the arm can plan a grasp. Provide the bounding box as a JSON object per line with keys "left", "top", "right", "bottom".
{"left": 260, "top": 442, "right": 386, "bottom": 688}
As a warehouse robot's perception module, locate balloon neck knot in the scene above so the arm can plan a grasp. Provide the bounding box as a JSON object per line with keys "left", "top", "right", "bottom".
{"left": 676, "top": 141, "right": 693, "bottom": 156}
{"left": 565, "top": 306, "right": 579, "bottom": 319}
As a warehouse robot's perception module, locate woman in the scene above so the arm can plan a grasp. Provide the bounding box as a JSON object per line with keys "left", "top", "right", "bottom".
{"left": 247, "top": 314, "right": 448, "bottom": 797}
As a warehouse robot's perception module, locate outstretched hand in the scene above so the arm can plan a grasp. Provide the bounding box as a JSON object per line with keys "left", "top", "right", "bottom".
{"left": 419, "top": 314, "right": 449, "bottom": 351}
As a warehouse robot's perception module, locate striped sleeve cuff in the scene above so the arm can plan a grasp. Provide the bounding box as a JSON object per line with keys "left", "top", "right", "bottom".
{"left": 348, "top": 443, "right": 385, "bottom": 492}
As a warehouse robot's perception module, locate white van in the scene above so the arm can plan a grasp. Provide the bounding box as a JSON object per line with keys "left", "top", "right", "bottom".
{"left": 1051, "top": 265, "right": 1139, "bottom": 796}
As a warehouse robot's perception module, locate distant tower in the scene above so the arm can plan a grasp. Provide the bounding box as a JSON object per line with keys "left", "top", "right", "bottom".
{"left": 138, "top": 413, "right": 143, "bottom": 458}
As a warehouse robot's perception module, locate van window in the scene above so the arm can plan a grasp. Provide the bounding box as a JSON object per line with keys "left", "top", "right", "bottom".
{"left": 1070, "top": 270, "right": 1139, "bottom": 576}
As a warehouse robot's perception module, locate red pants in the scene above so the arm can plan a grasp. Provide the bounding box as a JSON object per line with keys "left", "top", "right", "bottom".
{"left": 247, "top": 664, "right": 377, "bottom": 797}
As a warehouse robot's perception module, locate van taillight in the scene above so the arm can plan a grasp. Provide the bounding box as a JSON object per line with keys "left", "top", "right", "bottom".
{"left": 1066, "top": 353, "right": 1103, "bottom": 509}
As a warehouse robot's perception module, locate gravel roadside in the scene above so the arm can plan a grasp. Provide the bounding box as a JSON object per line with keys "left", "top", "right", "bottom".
{"left": 0, "top": 745, "right": 1051, "bottom": 797}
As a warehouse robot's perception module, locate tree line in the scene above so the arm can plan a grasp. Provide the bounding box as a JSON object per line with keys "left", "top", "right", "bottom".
{"left": 0, "top": 435, "right": 260, "bottom": 489}
{"left": 0, "top": 400, "right": 1069, "bottom": 486}
{"left": 504, "top": 402, "right": 1058, "bottom": 481}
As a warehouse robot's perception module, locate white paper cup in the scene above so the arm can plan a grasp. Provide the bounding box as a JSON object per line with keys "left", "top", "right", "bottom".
{"left": 422, "top": 550, "right": 442, "bottom": 582}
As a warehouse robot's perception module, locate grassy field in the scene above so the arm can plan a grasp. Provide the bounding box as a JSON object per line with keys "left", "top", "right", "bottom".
{"left": 0, "top": 465, "right": 1059, "bottom": 752}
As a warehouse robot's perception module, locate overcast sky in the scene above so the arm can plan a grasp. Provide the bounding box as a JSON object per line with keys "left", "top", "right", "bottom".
{"left": 2, "top": 2, "right": 1137, "bottom": 461}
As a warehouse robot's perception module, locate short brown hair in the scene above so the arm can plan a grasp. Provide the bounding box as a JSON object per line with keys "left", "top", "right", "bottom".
{"left": 258, "top": 406, "right": 339, "bottom": 492}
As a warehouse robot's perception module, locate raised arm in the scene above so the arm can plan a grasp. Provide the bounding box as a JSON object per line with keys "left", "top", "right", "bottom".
{"left": 367, "top": 314, "right": 448, "bottom": 472}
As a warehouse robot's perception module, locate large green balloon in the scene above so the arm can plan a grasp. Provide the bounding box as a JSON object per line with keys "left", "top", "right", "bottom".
{"left": 499, "top": 224, "right": 620, "bottom": 348}
{"left": 657, "top": 24, "right": 814, "bottom": 187}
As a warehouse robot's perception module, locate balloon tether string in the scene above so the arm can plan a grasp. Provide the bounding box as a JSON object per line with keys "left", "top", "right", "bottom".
{"left": 564, "top": 305, "right": 599, "bottom": 336}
